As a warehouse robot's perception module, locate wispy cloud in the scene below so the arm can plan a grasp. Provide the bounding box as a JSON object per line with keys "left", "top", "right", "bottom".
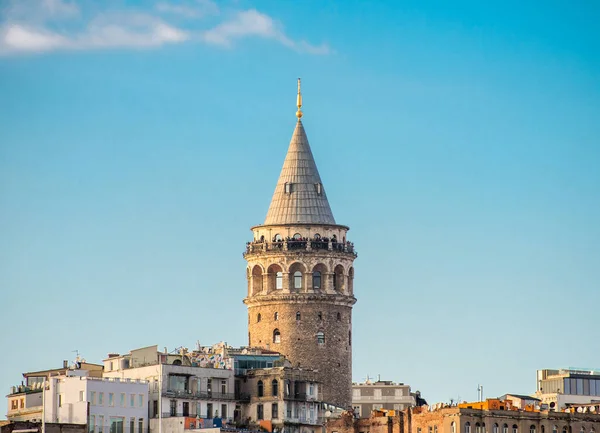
{"left": 0, "top": 0, "right": 331, "bottom": 55}
{"left": 202, "top": 9, "right": 331, "bottom": 54}
{"left": 155, "top": 0, "right": 219, "bottom": 18}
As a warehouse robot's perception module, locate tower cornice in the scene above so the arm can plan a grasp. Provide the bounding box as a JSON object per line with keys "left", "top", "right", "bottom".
{"left": 243, "top": 293, "right": 357, "bottom": 308}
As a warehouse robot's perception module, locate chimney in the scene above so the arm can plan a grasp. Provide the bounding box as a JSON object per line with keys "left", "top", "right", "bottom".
{"left": 63, "top": 360, "right": 68, "bottom": 368}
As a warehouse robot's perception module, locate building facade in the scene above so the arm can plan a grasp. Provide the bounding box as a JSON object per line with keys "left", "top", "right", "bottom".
{"left": 238, "top": 365, "right": 322, "bottom": 433}
{"left": 243, "top": 80, "right": 357, "bottom": 409}
{"left": 352, "top": 380, "right": 415, "bottom": 417}
{"left": 536, "top": 369, "right": 600, "bottom": 410}
{"left": 326, "top": 402, "right": 600, "bottom": 433}
{"left": 101, "top": 345, "right": 236, "bottom": 433}
{"left": 7, "top": 361, "right": 104, "bottom": 422}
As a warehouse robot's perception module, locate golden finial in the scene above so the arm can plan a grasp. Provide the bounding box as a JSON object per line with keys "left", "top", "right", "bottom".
{"left": 296, "top": 78, "right": 303, "bottom": 119}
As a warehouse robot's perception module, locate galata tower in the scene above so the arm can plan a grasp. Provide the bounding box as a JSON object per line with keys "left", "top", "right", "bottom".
{"left": 243, "top": 79, "right": 357, "bottom": 408}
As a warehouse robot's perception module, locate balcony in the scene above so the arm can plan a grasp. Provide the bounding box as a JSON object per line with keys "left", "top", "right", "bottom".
{"left": 283, "top": 416, "right": 321, "bottom": 426}
{"left": 162, "top": 389, "right": 236, "bottom": 401}
{"left": 283, "top": 393, "right": 321, "bottom": 402}
{"left": 244, "top": 240, "right": 356, "bottom": 257}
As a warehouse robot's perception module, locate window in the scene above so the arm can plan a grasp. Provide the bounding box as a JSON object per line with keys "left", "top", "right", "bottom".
{"left": 435, "top": 427, "right": 438, "bottom": 433}
{"left": 294, "top": 271, "right": 302, "bottom": 289}
{"left": 296, "top": 311, "right": 301, "bottom": 321}
{"left": 79, "top": 390, "right": 84, "bottom": 402}
{"left": 99, "top": 392, "right": 104, "bottom": 405}
{"left": 170, "top": 400, "right": 176, "bottom": 416}
{"left": 273, "top": 329, "right": 281, "bottom": 344}
{"left": 90, "top": 391, "right": 96, "bottom": 405}
{"left": 429, "top": 427, "right": 433, "bottom": 433}
{"left": 317, "top": 332, "right": 325, "bottom": 345}
{"left": 503, "top": 425, "right": 509, "bottom": 433}
{"left": 337, "top": 312, "right": 341, "bottom": 321}
{"left": 258, "top": 381, "right": 264, "bottom": 397}
{"left": 476, "top": 424, "right": 481, "bottom": 433}
{"left": 284, "top": 183, "right": 292, "bottom": 194}
{"left": 89, "top": 415, "right": 96, "bottom": 433}
{"left": 110, "top": 417, "right": 124, "bottom": 433}
{"left": 120, "top": 393, "right": 126, "bottom": 407}
{"left": 276, "top": 272, "right": 283, "bottom": 289}
{"left": 272, "top": 380, "right": 279, "bottom": 396}
{"left": 99, "top": 416, "right": 104, "bottom": 433}
{"left": 493, "top": 424, "right": 499, "bottom": 433}
{"left": 153, "top": 401, "right": 158, "bottom": 417}
{"left": 221, "top": 380, "right": 227, "bottom": 394}
{"left": 138, "top": 395, "right": 143, "bottom": 407}
{"left": 272, "top": 403, "right": 278, "bottom": 419}
{"left": 274, "top": 312, "right": 279, "bottom": 321}
{"left": 130, "top": 394, "right": 135, "bottom": 407}
{"left": 138, "top": 420, "right": 143, "bottom": 433}
{"left": 183, "top": 402, "right": 190, "bottom": 417}
{"left": 317, "top": 311, "right": 322, "bottom": 320}
{"left": 531, "top": 426, "right": 536, "bottom": 433}
{"left": 59, "top": 394, "right": 63, "bottom": 407}
{"left": 274, "top": 234, "right": 282, "bottom": 241}
{"left": 451, "top": 423, "right": 456, "bottom": 433}
{"left": 349, "top": 330, "right": 352, "bottom": 345}
{"left": 313, "top": 272, "right": 321, "bottom": 289}
{"left": 513, "top": 425, "right": 518, "bottom": 433}
{"left": 207, "top": 378, "right": 212, "bottom": 394}
{"left": 207, "top": 403, "right": 213, "bottom": 418}
{"left": 309, "top": 383, "right": 314, "bottom": 395}
{"left": 130, "top": 418, "right": 135, "bottom": 433}
{"left": 465, "top": 423, "right": 471, "bottom": 433}
{"left": 109, "top": 393, "right": 114, "bottom": 406}
{"left": 221, "top": 404, "right": 227, "bottom": 419}
{"left": 418, "top": 429, "right": 422, "bottom": 433}
{"left": 257, "top": 313, "right": 261, "bottom": 322}
{"left": 257, "top": 404, "right": 264, "bottom": 420}
{"left": 315, "top": 183, "right": 322, "bottom": 195}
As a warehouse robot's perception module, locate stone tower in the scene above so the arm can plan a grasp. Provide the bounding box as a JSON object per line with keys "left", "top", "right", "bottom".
{"left": 243, "top": 80, "right": 357, "bottom": 408}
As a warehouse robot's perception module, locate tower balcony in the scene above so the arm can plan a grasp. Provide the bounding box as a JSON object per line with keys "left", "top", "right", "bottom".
{"left": 244, "top": 239, "right": 357, "bottom": 258}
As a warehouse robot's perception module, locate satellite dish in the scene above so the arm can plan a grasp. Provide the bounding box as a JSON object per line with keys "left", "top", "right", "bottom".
{"left": 577, "top": 407, "right": 583, "bottom": 413}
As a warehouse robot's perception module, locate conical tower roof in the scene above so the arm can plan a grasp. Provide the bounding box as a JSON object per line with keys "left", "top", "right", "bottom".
{"left": 264, "top": 119, "right": 336, "bottom": 225}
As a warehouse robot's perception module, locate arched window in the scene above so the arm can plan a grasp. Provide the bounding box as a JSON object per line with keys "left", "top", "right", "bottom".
{"left": 274, "top": 312, "right": 278, "bottom": 321}
{"left": 314, "top": 233, "right": 321, "bottom": 239}
{"left": 312, "top": 271, "right": 321, "bottom": 289}
{"left": 482, "top": 424, "right": 486, "bottom": 433}
{"left": 451, "top": 423, "right": 456, "bottom": 433}
{"left": 257, "top": 313, "right": 261, "bottom": 323}
{"left": 276, "top": 272, "right": 283, "bottom": 289}
{"left": 552, "top": 427, "right": 557, "bottom": 433}
{"left": 293, "top": 233, "right": 302, "bottom": 240}
{"left": 337, "top": 312, "right": 341, "bottom": 321}
{"left": 465, "top": 422, "right": 471, "bottom": 433}
{"left": 257, "top": 381, "right": 263, "bottom": 397}
{"left": 294, "top": 271, "right": 302, "bottom": 289}
{"left": 541, "top": 427, "right": 545, "bottom": 433}
{"left": 296, "top": 311, "right": 301, "bottom": 321}
{"left": 272, "top": 380, "right": 278, "bottom": 396}
{"left": 274, "top": 234, "right": 282, "bottom": 241}
{"left": 252, "top": 265, "right": 263, "bottom": 294}
{"left": 333, "top": 265, "right": 344, "bottom": 292}
{"left": 316, "top": 332, "right": 325, "bottom": 345}
{"left": 493, "top": 424, "right": 499, "bottom": 433}
{"left": 317, "top": 312, "right": 322, "bottom": 320}
{"left": 273, "top": 329, "right": 280, "bottom": 344}
{"left": 513, "top": 425, "right": 518, "bottom": 433}
{"left": 503, "top": 425, "right": 508, "bottom": 433}
{"left": 349, "top": 330, "right": 352, "bottom": 345}
{"left": 435, "top": 427, "right": 438, "bottom": 433}
{"left": 530, "top": 426, "right": 536, "bottom": 433}
{"left": 476, "top": 423, "right": 481, "bottom": 433}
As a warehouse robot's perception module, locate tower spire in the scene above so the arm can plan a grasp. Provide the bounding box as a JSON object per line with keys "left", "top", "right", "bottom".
{"left": 296, "top": 78, "right": 303, "bottom": 119}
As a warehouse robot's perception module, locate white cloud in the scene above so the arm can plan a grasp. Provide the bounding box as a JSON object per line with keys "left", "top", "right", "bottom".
{"left": 2, "top": 24, "right": 69, "bottom": 52}
{"left": 0, "top": 0, "right": 330, "bottom": 55}
{"left": 202, "top": 9, "right": 331, "bottom": 54}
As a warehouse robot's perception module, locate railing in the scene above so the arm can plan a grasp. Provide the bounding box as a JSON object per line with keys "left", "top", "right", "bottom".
{"left": 283, "top": 416, "right": 321, "bottom": 425}
{"left": 162, "top": 390, "right": 237, "bottom": 400}
{"left": 353, "top": 395, "right": 413, "bottom": 401}
{"left": 245, "top": 240, "right": 356, "bottom": 256}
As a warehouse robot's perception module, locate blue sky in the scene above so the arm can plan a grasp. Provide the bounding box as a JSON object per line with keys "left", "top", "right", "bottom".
{"left": 1, "top": 0, "right": 599, "bottom": 406}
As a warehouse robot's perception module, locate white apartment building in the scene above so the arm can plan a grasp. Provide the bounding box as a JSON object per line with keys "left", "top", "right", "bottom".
{"left": 352, "top": 380, "right": 415, "bottom": 417}
{"left": 102, "top": 345, "right": 236, "bottom": 433}
{"left": 6, "top": 367, "right": 148, "bottom": 433}
{"left": 46, "top": 369, "right": 148, "bottom": 433}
